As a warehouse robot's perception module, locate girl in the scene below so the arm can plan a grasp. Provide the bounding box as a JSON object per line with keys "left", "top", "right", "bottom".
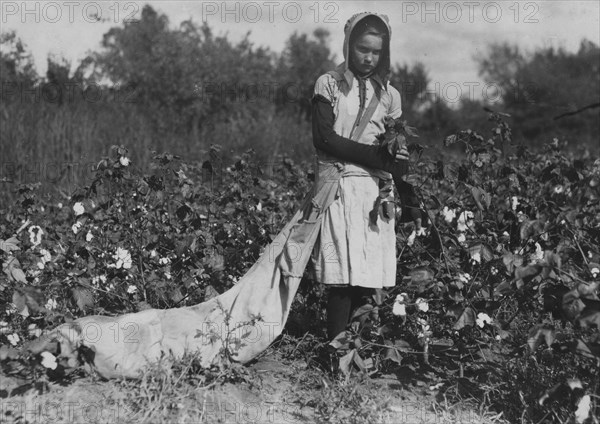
{"left": 310, "top": 13, "right": 415, "bottom": 339}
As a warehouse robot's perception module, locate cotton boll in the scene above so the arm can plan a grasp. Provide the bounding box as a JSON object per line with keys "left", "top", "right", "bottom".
{"left": 40, "top": 352, "right": 58, "bottom": 370}
{"left": 476, "top": 312, "right": 492, "bottom": 328}
{"left": 73, "top": 202, "right": 85, "bottom": 216}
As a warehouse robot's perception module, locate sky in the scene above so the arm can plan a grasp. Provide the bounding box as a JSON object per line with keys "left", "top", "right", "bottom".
{"left": 1, "top": 1, "right": 599, "bottom": 101}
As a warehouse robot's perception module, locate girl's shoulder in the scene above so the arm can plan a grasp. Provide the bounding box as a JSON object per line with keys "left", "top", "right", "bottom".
{"left": 314, "top": 72, "right": 342, "bottom": 100}
{"left": 384, "top": 81, "right": 401, "bottom": 97}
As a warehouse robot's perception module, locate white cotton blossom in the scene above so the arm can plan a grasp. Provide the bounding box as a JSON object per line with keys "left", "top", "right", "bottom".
{"left": 114, "top": 247, "right": 132, "bottom": 269}
{"left": 458, "top": 273, "right": 471, "bottom": 285}
{"left": 416, "top": 318, "right": 431, "bottom": 339}
{"left": 92, "top": 275, "right": 107, "bottom": 286}
{"left": 86, "top": 231, "right": 94, "bottom": 242}
{"left": 591, "top": 267, "right": 599, "bottom": 278}
{"left": 476, "top": 312, "right": 492, "bottom": 328}
{"left": 73, "top": 202, "right": 85, "bottom": 216}
{"left": 127, "top": 285, "right": 138, "bottom": 294}
{"left": 28, "top": 225, "right": 43, "bottom": 246}
{"left": 256, "top": 202, "right": 262, "bottom": 212}
{"left": 393, "top": 303, "right": 406, "bottom": 317}
{"left": 39, "top": 249, "right": 51, "bottom": 263}
{"left": 472, "top": 251, "right": 481, "bottom": 264}
{"left": 511, "top": 196, "right": 519, "bottom": 211}
{"left": 36, "top": 248, "right": 51, "bottom": 269}
{"left": 407, "top": 230, "right": 417, "bottom": 246}
{"left": 457, "top": 233, "right": 466, "bottom": 244}
{"left": 457, "top": 211, "right": 474, "bottom": 232}
{"left": 72, "top": 221, "right": 83, "bottom": 234}
{"left": 28, "top": 324, "right": 42, "bottom": 338}
{"left": 575, "top": 395, "right": 591, "bottom": 423}
{"left": 159, "top": 257, "right": 171, "bottom": 265}
{"left": 532, "top": 243, "right": 544, "bottom": 262}
{"left": 45, "top": 298, "right": 58, "bottom": 310}
{"left": 40, "top": 352, "right": 58, "bottom": 370}
{"left": 554, "top": 185, "right": 564, "bottom": 194}
{"left": 7, "top": 333, "right": 20, "bottom": 346}
{"left": 119, "top": 156, "right": 131, "bottom": 166}
{"left": 392, "top": 293, "right": 408, "bottom": 317}
{"left": 416, "top": 298, "right": 429, "bottom": 312}
{"left": 442, "top": 206, "right": 456, "bottom": 223}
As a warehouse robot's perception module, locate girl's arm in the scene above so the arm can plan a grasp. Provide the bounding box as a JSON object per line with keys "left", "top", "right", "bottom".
{"left": 311, "top": 93, "right": 409, "bottom": 181}
{"left": 312, "top": 94, "right": 422, "bottom": 223}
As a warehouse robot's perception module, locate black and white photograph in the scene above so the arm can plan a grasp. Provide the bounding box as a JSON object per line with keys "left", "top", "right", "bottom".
{"left": 1, "top": 1, "right": 599, "bottom": 423}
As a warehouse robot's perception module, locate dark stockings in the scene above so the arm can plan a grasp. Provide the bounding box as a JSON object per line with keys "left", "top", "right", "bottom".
{"left": 327, "top": 286, "right": 373, "bottom": 340}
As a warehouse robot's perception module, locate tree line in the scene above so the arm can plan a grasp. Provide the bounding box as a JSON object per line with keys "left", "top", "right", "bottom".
{"left": 1, "top": 4, "right": 598, "bottom": 187}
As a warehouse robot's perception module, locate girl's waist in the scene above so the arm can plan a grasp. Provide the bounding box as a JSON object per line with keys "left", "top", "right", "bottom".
{"left": 315, "top": 152, "right": 391, "bottom": 180}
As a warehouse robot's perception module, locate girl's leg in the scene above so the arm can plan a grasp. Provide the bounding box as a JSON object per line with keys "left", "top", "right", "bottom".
{"left": 327, "top": 286, "right": 353, "bottom": 340}
{"left": 350, "top": 286, "right": 374, "bottom": 312}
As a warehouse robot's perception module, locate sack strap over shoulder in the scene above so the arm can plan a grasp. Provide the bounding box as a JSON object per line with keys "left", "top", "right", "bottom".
{"left": 327, "top": 70, "right": 382, "bottom": 142}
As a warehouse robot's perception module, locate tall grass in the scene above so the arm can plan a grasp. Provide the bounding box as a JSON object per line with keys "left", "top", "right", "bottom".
{"left": 0, "top": 98, "right": 313, "bottom": 202}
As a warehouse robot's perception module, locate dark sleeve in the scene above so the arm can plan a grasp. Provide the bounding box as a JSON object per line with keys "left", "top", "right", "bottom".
{"left": 311, "top": 94, "right": 409, "bottom": 184}
{"left": 396, "top": 179, "right": 423, "bottom": 223}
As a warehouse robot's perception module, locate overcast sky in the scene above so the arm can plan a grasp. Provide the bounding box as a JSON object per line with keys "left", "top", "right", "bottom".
{"left": 2, "top": 1, "right": 599, "bottom": 100}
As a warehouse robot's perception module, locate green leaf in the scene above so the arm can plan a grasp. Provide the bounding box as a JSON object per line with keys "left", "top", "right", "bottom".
{"left": 384, "top": 341, "right": 403, "bottom": 365}
{"left": 338, "top": 349, "right": 356, "bottom": 376}
{"left": 12, "top": 291, "right": 28, "bottom": 317}
{"left": 527, "top": 324, "right": 555, "bottom": 352}
{"left": 169, "top": 287, "right": 184, "bottom": 304}
{"left": 10, "top": 267, "right": 27, "bottom": 284}
{"left": 453, "top": 307, "right": 476, "bottom": 330}
{"left": 562, "top": 288, "right": 586, "bottom": 320}
{"left": 350, "top": 304, "right": 374, "bottom": 326}
{"left": 515, "top": 264, "right": 543, "bottom": 285}
{"left": 0, "top": 237, "right": 20, "bottom": 253}
{"left": 72, "top": 286, "right": 94, "bottom": 311}
{"left": 204, "top": 285, "right": 220, "bottom": 301}
{"left": 468, "top": 243, "right": 494, "bottom": 262}
{"left": 471, "top": 186, "right": 491, "bottom": 211}
{"left": 520, "top": 220, "right": 544, "bottom": 241}
{"left": 577, "top": 309, "right": 600, "bottom": 329}
{"left": 330, "top": 331, "right": 351, "bottom": 350}
{"left": 12, "top": 286, "right": 44, "bottom": 316}
{"left": 0, "top": 345, "right": 19, "bottom": 360}
{"left": 503, "top": 252, "right": 524, "bottom": 274}
{"left": 408, "top": 267, "right": 435, "bottom": 290}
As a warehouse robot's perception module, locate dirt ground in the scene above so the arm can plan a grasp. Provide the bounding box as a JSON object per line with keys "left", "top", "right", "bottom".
{"left": 0, "top": 350, "right": 500, "bottom": 424}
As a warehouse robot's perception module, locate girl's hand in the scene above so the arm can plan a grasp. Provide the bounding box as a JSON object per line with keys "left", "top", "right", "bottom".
{"left": 395, "top": 145, "right": 409, "bottom": 161}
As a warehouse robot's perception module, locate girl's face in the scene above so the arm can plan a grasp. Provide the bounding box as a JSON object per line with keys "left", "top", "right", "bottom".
{"left": 350, "top": 33, "right": 383, "bottom": 75}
